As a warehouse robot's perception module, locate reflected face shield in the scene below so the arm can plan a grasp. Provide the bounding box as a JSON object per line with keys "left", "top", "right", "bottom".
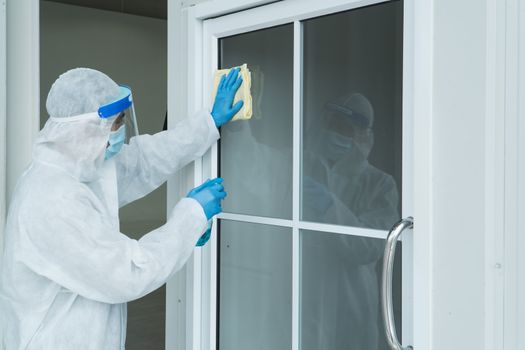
{"left": 98, "top": 85, "right": 139, "bottom": 144}
{"left": 322, "top": 111, "right": 374, "bottom": 159}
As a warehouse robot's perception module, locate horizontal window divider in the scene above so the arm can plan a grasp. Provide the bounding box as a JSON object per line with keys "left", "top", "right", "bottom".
{"left": 218, "top": 212, "right": 396, "bottom": 240}
{"left": 217, "top": 212, "right": 294, "bottom": 227}
{"left": 297, "top": 221, "right": 389, "bottom": 239}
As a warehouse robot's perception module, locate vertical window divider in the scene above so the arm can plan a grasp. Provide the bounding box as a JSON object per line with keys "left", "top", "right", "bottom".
{"left": 208, "top": 31, "right": 220, "bottom": 350}
{"left": 292, "top": 19, "right": 303, "bottom": 350}
{"left": 193, "top": 143, "right": 204, "bottom": 350}
{"left": 203, "top": 25, "right": 219, "bottom": 350}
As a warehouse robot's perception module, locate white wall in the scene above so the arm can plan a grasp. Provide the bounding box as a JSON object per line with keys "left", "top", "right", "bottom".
{"left": 431, "top": 0, "right": 487, "bottom": 348}
{"left": 431, "top": 0, "right": 525, "bottom": 349}
{"left": 5, "top": 0, "right": 40, "bottom": 260}
{"left": 518, "top": 0, "right": 525, "bottom": 343}
{"left": 6, "top": 0, "right": 40, "bottom": 208}
{"left": 40, "top": 1, "right": 168, "bottom": 238}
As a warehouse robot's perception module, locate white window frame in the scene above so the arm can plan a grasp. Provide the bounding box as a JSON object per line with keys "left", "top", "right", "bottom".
{"left": 173, "top": 0, "right": 434, "bottom": 349}
{"left": 0, "top": 0, "right": 6, "bottom": 256}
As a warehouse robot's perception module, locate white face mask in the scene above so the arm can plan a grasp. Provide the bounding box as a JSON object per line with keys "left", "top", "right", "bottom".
{"left": 317, "top": 129, "right": 367, "bottom": 164}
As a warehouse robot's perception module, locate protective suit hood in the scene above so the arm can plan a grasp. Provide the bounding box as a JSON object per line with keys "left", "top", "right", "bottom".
{"left": 33, "top": 113, "right": 114, "bottom": 182}
{"left": 35, "top": 67, "right": 121, "bottom": 182}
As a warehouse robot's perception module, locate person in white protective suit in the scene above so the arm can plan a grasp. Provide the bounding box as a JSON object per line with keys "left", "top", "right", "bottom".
{"left": 302, "top": 92, "right": 400, "bottom": 229}
{"left": 0, "top": 67, "right": 244, "bottom": 349}
{"left": 301, "top": 92, "right": 400, "bottom": 350}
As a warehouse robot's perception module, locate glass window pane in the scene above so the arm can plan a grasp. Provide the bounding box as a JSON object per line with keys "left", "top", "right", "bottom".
{"left": 219, "top": 220, "right": 292, "bottom": 350}
{"left": 301, "top": 2, "right": 403, "bottom": 230}
{"left": 219, "top": 25, "right": 294, "bottom": 219}
{"left": 300, "top": 230, "right": 402, "bottom": 350}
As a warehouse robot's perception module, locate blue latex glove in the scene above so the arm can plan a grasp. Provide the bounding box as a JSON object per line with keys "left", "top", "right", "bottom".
{"left": 211, "top": 67, "right": 244, "bottom": 127}
{"left": 196, "top": 221, "right": 212, "bottom": 247}
{"left": 303, "top": 176, "right": 333, "bottom": 215}
{"left": 187, "top": 178, "right": 227, "bottom": 220}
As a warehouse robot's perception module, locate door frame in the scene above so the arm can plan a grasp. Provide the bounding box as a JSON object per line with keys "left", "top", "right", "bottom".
{"left": 0, "top": 0, "right": 6, "bottom": 257}
{"left": 172, "top": 0, "right": 434, "bottom": 349}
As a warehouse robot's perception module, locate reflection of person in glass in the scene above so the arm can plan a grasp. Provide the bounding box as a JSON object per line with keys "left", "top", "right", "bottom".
{"left": 303, "top": 92, "right": 399, "bottom": 229}
{"left": 302, "top": 92, "right": 399, "bottom": 350}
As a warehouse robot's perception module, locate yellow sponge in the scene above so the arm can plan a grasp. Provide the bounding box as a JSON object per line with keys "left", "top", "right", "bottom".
{"left": 212, "top": 63, "right": 252, "bottom": 121}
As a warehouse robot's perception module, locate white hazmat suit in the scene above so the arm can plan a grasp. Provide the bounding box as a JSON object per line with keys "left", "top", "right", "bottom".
{"left": 0, "top": 68, "right": 219, "bottom": 349}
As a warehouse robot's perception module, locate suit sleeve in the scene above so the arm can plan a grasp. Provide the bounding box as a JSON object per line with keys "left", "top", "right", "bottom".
{"left": 21, "top": 193, "right": 207, "bottom": 304}
{"left": 114, "top": 110, "right": 220, "bottom": 207}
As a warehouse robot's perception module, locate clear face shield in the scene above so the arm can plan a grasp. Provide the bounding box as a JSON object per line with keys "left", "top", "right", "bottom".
{"left": 98, "top": 85, "right": 139, "bottom": 160}
{"left": 321, "top": 103, "right": 374, "bottom": 160}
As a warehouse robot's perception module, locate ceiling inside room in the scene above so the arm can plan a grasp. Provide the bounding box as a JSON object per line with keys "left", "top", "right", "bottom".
{"left": 43, "top": 0, "right": 167, "bottom": 20}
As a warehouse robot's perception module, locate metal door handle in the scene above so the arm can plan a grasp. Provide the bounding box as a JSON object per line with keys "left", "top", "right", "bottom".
{"left": 381, "top": 217, "right": 414, "bottom": 350}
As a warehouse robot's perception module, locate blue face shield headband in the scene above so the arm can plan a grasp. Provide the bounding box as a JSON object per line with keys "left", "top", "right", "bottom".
{"left": 324, "top": 102, "right": 371, "bottom": 129}
{"left": 98, "top": 85, "right": 139, "bottom": 160}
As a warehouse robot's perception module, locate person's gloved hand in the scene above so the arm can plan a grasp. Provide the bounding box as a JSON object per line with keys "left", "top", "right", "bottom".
{"left": 196, "top": 222, "right": 212, "bottom": 247}
{"left": 211, "top": 67, "right": 244, "bottom": 127}
{"left": 187, "top": 177, "right": 227, "bottom": 220}
{"left": 303, "top": 176, "right": 333, "bottom": 215}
